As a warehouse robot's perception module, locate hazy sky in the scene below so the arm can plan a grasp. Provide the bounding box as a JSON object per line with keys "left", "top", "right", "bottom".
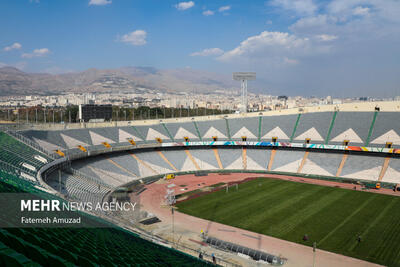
{"left": 0, "top": 0, "right": 399, "bottom": 97}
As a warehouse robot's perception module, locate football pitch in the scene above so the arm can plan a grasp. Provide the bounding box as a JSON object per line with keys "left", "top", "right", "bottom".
{"left": 176, "top": 178, "right": 400, "bottom": 266}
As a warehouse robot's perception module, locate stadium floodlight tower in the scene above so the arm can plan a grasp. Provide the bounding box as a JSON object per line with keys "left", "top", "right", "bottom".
{"left": 233, "top": 72, "right": 256, "bottom": 113}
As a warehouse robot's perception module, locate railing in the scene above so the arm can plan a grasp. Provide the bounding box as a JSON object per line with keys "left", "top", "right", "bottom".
{"left": 174, "top": 241, "right": 242, "bottom": 267}
{"left": 68, "top": 168, "right": 113, "bottom": 189}
{"left": 36, "top": 159, "right": 242, "bottom": 267}
{"left": 47, "top": 187, "right": 240, "bottom": 266}
{"left": 5, "top": 129, "right": 56, "bottom": 159}
{"left": 0, "top": 159, "right": 39, "bottom": 184}
{"left": 40, "top": 160, "right": 113, "bottom": 191}
{"left": 3, "top": 128, "right": 253, "bottom": 266}
{"left": 21, "top": 128, "right": 400, "bottom": 266}
{"left": 95, "top": 208, "right": 242, "bottom": 267}
{"left": 61, "top": 141, "right": 400, "bottom": 164}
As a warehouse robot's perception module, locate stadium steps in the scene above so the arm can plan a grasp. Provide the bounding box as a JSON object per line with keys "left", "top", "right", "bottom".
{"left": 184, "top": 149, "right": 201, "bottom": 170}
{"left": 157, "top": 151, "right": 179, "bottom": 171}
{"left": 0, "top": 149, "right": 41, "bottom": 170}
{"left": 130, "top": 153, "right": 159, "bottom": 175}
{"left": 247, "top": 148, "right": 270, "bottom": 170}
{"left": 267, "top": 149, "right": 276, "bottom": 171}
{"left": 189, "top": 149, "right": 219, "bottom": 170}
{"left": 328, "top": 112, "right": 373, "bottom": 146}
{"left": 218, "top": 148, "right": 242, "bottom": 169}
{"left": 98, "top": 154, "right": 141, "bottom": 178}
{"left": 378, "top": 156, "right": 391, "bottom": 181}
{"left": 0, "top": 132, "right": 51, "bottom": 161}
{"left": 161, "top": 123, "right": 175, "bottom": 142}
{"left": 340, "top": 154, "right": 384, "bottom": 180}
{"left": 369, "top": 112, "right": 400, "bottom": 149}
{"left": 0, "top": 131, "right": 51, "bottom": 182}
{"left": 87, "top": 158, "right": 135, "bottom": 183}
{"left": 365, "top": 110, "right": 379, "bottom": 146}
{"left": 0, "top": 178, "right": 212, "bottom": 266}
{"left": 106, "top": 158, "right": 138, "bottom": 178}
{"left": 17, "top": 110, "right": 400, "bottom": 149}
{"left": 336, "top": 153, "right": 348, "bottom": 176}
{"left": 297, "top": 151, "right": 309, "bottom": 173}
{"left": 130, "top": 126, "right": 146, "bottom": 143}
{"left": 242, "top": 147, "right": 247, "bottom": 169}
{"left": 271, "top": 150, "right": 304, "bottom": 172}
{"left": 46, "top": 170, "right": 109, "bottom": 204}
{"left": 290, "top": 113, "right": 302, "bottom": 142}
{"left": 192, "top": 121, "right": 202, "bottom": 141}
{"left": 325, "top": 111, "right": 338, "bottom": 144}
{"left": 0, "top": 241, "right": 40, "bottom": 267}
{"left": 212, "top": 148, "right": 223, "bottom": 169}
{"left": 225, "top": 118, "right": 232, "bottom": 140}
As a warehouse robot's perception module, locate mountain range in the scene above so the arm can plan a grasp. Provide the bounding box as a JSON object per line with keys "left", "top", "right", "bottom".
{"left": 0, "top": 66, "right": 238, "bottom": 96}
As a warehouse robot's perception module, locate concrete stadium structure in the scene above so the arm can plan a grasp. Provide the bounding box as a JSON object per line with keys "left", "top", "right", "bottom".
{"left": 2, "top": 101, "right": 400, "bottom": 266}
{"left": 17, "top": 101, "right": 400, "bottom": 191}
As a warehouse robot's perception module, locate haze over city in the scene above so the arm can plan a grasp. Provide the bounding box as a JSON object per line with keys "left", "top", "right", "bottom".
{"left": 1, "top": 0, "right": 400, "bottom": 97}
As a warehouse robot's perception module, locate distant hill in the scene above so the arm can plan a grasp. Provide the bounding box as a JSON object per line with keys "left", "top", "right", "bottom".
{"left": 0, "top": 66, "right": 237, "bottom": 96}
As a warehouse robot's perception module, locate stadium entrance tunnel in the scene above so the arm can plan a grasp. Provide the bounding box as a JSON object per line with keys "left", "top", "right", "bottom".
{"left": 205, "top": 236, "right": 285, "bottom": 265}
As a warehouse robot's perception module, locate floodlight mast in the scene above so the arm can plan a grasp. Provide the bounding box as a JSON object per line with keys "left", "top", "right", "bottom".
{"left": 233, "top": 72, "right": 256, "bottom": 113}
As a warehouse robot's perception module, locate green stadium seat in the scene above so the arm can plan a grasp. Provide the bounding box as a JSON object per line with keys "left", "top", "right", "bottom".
{"left": 0, "top": 179, "right": 211, "bottom": 266}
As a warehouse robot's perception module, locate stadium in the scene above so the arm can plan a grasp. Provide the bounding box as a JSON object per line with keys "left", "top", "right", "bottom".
{"left": 1, "top": 100, "right": 400, "bottom": 267}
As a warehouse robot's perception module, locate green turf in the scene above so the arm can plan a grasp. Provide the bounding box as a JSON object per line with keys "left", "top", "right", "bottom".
{"left": 176, "top": 178, "right": 400, "bottom": 267}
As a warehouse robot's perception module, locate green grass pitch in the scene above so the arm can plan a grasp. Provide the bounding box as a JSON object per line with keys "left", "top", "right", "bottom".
{"left": 175, "top": 178, "right": 400, "bottom": 266}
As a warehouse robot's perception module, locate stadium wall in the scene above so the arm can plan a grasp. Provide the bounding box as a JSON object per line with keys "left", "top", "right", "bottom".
{"left": 10, "top": 100, "right": 400, "bottom": 131}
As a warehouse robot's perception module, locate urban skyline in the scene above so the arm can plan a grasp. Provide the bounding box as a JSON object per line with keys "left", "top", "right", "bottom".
{"left": 1, "top": 0, "right": 400, "bottom": 97}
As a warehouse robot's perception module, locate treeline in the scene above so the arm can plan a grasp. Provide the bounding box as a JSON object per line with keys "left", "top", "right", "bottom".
{"left": 0, "top": 106, "right": 232, "bottom": 123}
